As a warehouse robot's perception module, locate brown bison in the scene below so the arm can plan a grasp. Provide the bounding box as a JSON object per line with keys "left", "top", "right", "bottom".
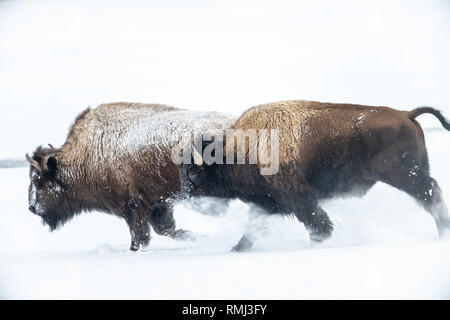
{"left": 184, "top": 100, "right": 450, "bottom": 251}
{"left": 26, "top": 102, "right": 235, "bottom": 251}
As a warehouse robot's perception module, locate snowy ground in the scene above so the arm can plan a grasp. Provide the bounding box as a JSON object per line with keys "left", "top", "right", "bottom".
{"left": 1, "top": 0, "right": 450, "bottom": 299}
{"left": 1, "top": 128, "right": 450, "bottom": 299}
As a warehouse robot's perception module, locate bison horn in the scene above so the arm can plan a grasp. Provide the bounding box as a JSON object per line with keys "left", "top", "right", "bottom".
{"left": 192, "top": 148, "right": 203, "bottom": 166}
{"left": 25, "top": 153, "right": 42, "bottom": 173}
{"left": 48, "top": 143, "right": 55, "bottom": 149}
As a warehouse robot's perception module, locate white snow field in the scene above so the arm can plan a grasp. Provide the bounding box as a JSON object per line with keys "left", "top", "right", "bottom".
{"left": 1, "top": 128, "right": 450, "bottom": 299}
{"left": 1, "top": 0, "right": 450, "bottom": 299}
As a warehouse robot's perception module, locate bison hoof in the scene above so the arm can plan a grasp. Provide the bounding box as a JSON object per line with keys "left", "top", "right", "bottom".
{"left": 438, "top": 226, "right": 450, "bottom": 240}
{"left": 171, "top": 229, "right": 195, "bottom": 241}
{"left": 130, "top": 243, "right": 140, "bottom": 251}
{"left": 231, "top": 236, "right": 253, "bottom": 252}
{"left": 309, "top": 232, "right": 331, "bottom": 244}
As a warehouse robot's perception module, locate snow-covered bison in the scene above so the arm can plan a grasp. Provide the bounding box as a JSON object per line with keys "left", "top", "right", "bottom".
{"left": 184, "top": 100, "right": 450, "bottom": 251}
{"left": 26, "top": 102, "right": 235, "bottom": 251}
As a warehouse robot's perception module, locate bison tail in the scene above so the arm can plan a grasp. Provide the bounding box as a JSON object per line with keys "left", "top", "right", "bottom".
{"left": 409, "top": 107, "right": 450, "bottom": 131}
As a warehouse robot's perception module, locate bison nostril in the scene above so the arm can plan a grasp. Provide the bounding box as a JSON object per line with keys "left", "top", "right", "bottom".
{"left": 29, "top": 205, "right": 36, "bottom": 214}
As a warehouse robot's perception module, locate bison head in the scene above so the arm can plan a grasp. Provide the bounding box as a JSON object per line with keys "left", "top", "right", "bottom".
{"left": 26, "top": 146, "right": 76, "bottom": 231}
{"left": 181, "top": 138, "right": 229, "bottom": 199}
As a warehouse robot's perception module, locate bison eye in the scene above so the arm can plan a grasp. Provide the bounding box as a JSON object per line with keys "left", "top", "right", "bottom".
{"left": 187, "top": 168, "right": 203, "bottom": 186}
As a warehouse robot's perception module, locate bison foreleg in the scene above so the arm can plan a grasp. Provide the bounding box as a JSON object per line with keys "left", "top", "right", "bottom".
{"left": 232, "top": 204, "right": 270, "bottom": 252}
{"left": 127, "top": 215, "right": 151, "bottom": 251}
{"left": 124, "top": 200, "right": 151, "bottom": 251}
{"left": 293, "top": 198, "right": 334, "bottom": 243}
{"left": 232, "top": 235, "right": 254, "bottom": 252}
{"left": 148, "top": 203, "right": 194, "bottom": 241}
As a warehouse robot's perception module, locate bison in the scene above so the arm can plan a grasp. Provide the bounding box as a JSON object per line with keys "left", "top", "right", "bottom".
{"left": 26, "top": 102, "right": 235, "bottom": 251}
{"left": 184, "top": 100, "right": 450, "bottom": 251}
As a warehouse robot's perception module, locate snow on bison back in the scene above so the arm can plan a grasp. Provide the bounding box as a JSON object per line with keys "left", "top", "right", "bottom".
{"left": 25, "top": 102, "right": 236, "bottom": 251}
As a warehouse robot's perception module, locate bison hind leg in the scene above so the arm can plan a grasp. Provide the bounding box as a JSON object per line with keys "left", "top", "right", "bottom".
{"left": 148, "top": 202, "right": 194, "bottom": 241}
{"left": 431, "top": 199, "right": 450, "bottom": 238}
{"left": 380, "top": 167, "right": 450, "bottom": 238}
{"left": 419, "top": 179, "right": 450, "bottom": 238}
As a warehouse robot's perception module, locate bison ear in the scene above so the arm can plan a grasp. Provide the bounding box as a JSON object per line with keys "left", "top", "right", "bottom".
{"left": 43, "top": 156, "right": 57, "bottom": 172}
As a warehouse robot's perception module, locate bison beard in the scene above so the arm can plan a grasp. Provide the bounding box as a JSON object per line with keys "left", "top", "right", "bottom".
{"left": 41, "top": 210, "right": 60, "bottom": 231}
{"left": 184, "top": 100, "right": 450, "bottom": 251}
